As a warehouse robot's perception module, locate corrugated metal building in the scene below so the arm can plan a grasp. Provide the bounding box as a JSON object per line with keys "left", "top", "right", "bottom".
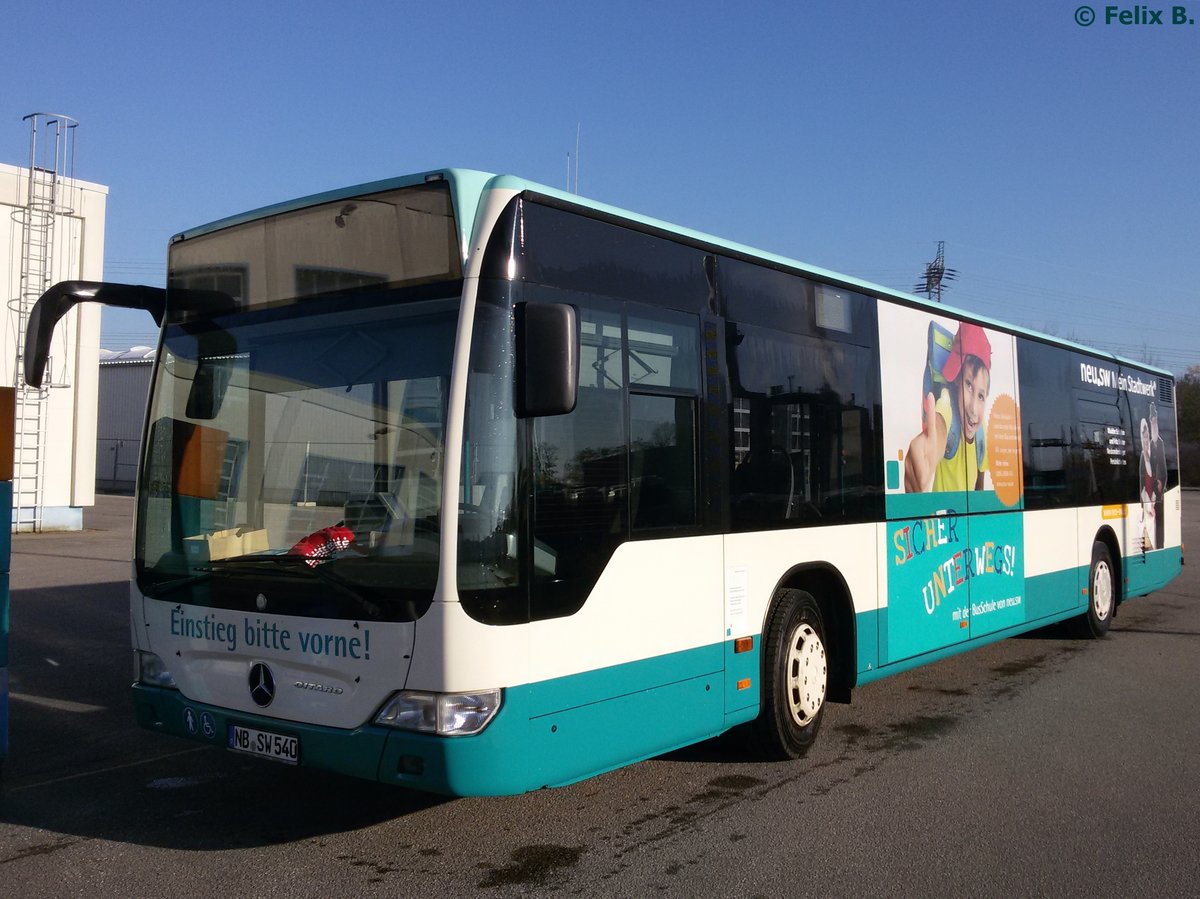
{"left": 96, "top": 349, "right": 155, "bottom": 493}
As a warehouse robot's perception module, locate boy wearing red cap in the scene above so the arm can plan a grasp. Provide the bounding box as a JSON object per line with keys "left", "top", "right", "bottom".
{"left": 904, "top": 322, "right": 992, "bottom": 493}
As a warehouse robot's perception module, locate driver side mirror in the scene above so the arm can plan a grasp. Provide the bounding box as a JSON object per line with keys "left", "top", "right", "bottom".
{"left": 185, "top": 355, "right": 235, "bottom": 420}
{"left": 515, "top": 302, "right": 579, "bottom": 418}
{"left": 24, "top": 281, "right": 166, "bottom": 388}
{"left": 184, "top": 325, "right": 239, "bottom": 420}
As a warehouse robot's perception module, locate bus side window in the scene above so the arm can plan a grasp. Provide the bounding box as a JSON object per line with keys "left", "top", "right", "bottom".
{"left": 728, "top": 322, "right": 882, "bottom": 529}
{"left": 1076, "top": 398, "right": 1129, "bottom": 505}
{"left": 1018, "top": 337, "right": 1086, "bottom": 508}
{"left": 627, "top": 309, "right": 700, "bottom": 534}
{"left": 629, "top": 394, "right": 697, "bottom": 530}
{"left": 531, "top": 303, "right": 628, "bottom": 620}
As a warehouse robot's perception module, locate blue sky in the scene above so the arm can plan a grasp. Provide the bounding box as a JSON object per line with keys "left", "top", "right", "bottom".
{"left": 5, "top": 0, "right": 1197, "bottom": 372}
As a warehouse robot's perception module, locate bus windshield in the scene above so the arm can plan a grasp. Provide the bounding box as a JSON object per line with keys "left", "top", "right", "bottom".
{"left": 134, "top": 181, "right": 464, "bottom": 622}
{"left": 136, "top": 296, "right": 458, "bottom": 621}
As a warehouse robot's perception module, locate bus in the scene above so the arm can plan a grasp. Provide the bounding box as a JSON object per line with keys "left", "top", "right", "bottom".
{"left": 26, "top": 169, "right": 1183, "bottom": 795}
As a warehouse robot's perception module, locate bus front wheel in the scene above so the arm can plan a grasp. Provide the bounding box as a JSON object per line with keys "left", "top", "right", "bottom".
{"left": 752, "top": 589, "right": 828, "bottom": 760}
{"left": 1074, "top": 540, "right": 1115, "bottom": 639}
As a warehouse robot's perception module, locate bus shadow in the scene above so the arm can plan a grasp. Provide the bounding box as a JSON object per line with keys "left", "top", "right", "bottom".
{"left": 1110, "top": 626, "right": 1200, "bottom": 638}
{"left": 0, "top": 747, "right": 450, "bottom": 849}
{"left": 1009, "top": 622, "right": 1073, "bottom": 640}
{"left": 3, "top": 579, "right": 449, "bottom": 848}
{"left": 655, "top": 730, "right": 752, "bottom": 766}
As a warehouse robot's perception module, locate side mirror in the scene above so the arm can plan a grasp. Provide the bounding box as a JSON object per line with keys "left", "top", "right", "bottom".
{"left": 24, "top": 281, "right": 166, "bottom": 388}
{"left": 183, "top": 326, "right": 239, "bottom": 421}
{"left": 515, "top": 302, "right": 579, "bottom": 418}
{"left": 185, "top": 356, "right": 235, "bottom": 420}
{"left": 23, "top": 280, "right": 237, "bottom": 389}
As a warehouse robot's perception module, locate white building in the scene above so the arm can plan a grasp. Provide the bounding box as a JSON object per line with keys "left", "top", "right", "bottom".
{"left": 0, "top": 160, "right": 108, "bottom": 530}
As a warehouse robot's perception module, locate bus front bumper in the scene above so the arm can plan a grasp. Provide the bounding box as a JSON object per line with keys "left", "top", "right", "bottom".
{"left": 131, "top": 683, "right": 534, "bottom": 796}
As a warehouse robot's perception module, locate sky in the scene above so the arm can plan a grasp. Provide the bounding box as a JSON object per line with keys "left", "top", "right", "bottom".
{"left": 4, "top": 0, "right": 1198, "bottom": 373}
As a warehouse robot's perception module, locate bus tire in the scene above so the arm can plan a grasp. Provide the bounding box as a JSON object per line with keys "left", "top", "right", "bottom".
{"left": 1074, "top": 540, "right": 1115, "bottom": 639}
{"left": 751, "top": 588, "right": 828, "bottom": 760}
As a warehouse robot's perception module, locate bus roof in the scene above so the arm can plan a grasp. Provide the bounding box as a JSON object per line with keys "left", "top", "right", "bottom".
{"left": 171, "top": 168, "right": 1173, "bottom": 379}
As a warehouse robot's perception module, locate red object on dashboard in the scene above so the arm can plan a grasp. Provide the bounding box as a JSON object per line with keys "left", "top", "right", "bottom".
{"left": 289, "top": 525, "right": 354, "bottom": 567}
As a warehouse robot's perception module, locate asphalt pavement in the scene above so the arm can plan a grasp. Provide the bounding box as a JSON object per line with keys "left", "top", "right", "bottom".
{"left": 1, "top": 493, "right": 1197, "bottom": 898}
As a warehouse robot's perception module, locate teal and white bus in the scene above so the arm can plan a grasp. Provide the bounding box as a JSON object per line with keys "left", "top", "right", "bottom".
{"left": 27, "top": 169, "right": 1183, "bottom": 795}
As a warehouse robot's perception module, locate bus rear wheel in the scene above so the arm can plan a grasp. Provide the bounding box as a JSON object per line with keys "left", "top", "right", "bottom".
{"left": 752, "top": 589, "right": 828, "bottom": 760}
{"left": 1074, "top": 541, "right": 1115, "bottom": 639}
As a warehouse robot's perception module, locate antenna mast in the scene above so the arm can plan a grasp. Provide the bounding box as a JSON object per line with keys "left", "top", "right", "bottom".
{"left": 566, "top": 123, "right": 581, "bottom": 194}
{"left": 914, "top": 240, "right": 958, "bottom": 303}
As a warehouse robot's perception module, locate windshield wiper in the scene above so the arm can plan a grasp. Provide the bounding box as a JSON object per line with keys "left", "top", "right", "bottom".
{"left": 143, "top": 571, "right": 214, "bottom": 599}
{"left": 142, "top": 558, "right": 291, "bottom": 600}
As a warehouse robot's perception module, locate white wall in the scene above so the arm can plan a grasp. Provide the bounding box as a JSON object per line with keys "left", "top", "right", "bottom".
{"left": 0, "top": 161, "right": 107, "bottom": 529}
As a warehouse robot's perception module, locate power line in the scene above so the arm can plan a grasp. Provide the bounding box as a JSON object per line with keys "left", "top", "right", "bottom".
{"left": 912, "top": 241, "right": 957, "bottom": 303}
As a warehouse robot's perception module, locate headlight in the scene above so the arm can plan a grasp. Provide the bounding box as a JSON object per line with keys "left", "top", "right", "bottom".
{"left": 374, "top": 689, "right": 501, "bottom": 736}
{"left": 137, "top": 651, "right": 177, "bottom": 689}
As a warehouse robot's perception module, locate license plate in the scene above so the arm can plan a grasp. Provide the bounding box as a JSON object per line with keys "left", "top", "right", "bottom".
{"left": 228, "top": 723, "right": 299, "bottom": 765}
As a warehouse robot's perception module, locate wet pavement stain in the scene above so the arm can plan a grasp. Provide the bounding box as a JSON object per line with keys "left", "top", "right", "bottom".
{"left": 707, "top": 774, "right": 764, "bottom": 791}
{"left": 907, "top": 684, "right": 970, "bottom": 696}
{"left": 0, "top": 838, "right": 81, "bottom": 864}
{"left": 478, "top": 844, "right": 586, "bottom": 888}
{"left": 334, "top": 851, "right": 400, "bottom": 884}
{"left": 991, "top": 654, "right": 1048, "bottom": 676}
{"left": 836, "top": 723, "right": 873, "bottom": 746}
{"left": 612, "top": 774, "right": 771, "bottom": 858}
{"left": 884, "top": 713, "right": 958, "bottom": 750}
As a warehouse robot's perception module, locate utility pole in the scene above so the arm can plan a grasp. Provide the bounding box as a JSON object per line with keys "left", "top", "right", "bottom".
{"left": 914, "top": 241, "right": 957, "bottom": 303}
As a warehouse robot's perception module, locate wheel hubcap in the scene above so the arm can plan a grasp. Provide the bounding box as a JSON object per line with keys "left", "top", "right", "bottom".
{"left": 786, "top": 622, "right": 827, "bottom": 726}
{"left": 1092, "top": 560, "right": 1113, "bottom": 621}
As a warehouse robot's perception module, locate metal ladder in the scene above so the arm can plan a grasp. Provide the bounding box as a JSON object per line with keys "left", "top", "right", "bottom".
{"left": 215, "top": 439, "right": 247, "bottom": 530}
{"left": 8, "top": 114, "right": 78, "bottom": 532}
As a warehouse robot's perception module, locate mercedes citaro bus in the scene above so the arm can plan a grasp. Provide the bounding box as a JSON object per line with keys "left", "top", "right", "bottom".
{"left": 25, "top": 169, "right": 1181, "bottom": 795}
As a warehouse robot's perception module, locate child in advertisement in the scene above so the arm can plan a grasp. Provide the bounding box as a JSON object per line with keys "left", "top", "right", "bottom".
{"left": 904, "top": 322, "right": 992, "bottom": 493}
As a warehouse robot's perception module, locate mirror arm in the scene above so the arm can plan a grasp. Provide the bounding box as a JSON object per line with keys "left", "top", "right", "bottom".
{"left": 24, "top": 281, "right": 166, "bottom": 388}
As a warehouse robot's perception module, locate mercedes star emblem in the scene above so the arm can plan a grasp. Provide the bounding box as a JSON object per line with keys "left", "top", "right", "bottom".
{"left": 248, "top": 662, "right": 276, "bottom": 707}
